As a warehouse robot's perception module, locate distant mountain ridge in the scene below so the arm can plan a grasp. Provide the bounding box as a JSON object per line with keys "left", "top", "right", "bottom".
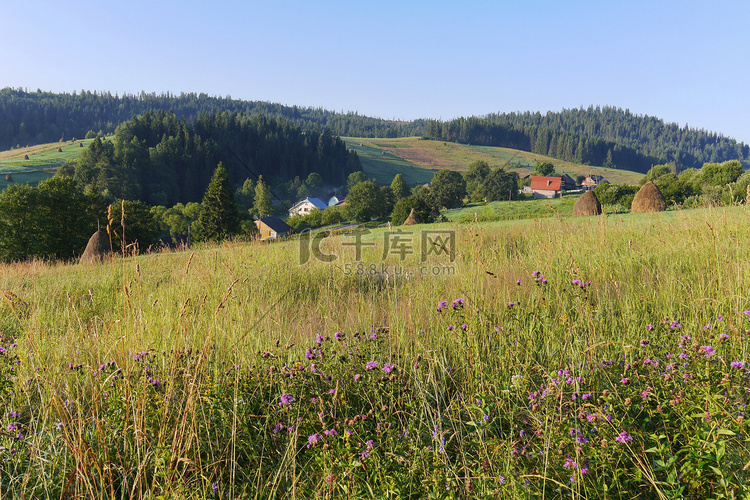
{"left": 1, "top": 88, "right": 746, "bottom": 173}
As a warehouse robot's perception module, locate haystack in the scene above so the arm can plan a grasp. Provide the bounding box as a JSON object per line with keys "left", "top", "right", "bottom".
{"left": 80, "top": 230, "right": 111, "bottom": 263}
{"left": 79, "top": 142, "right": 84, "bottom": 147}
{"left": 23, "top": 154, "right": 29, "bottom": 160}
{"left": 631, "top": 181, "right": 666, "bottom": 213}
{"left": 572, "top": 190, "right": 602, "bottom": 217}
{"left": 403, "top": 208, "right": 419, "bottom": 226}
{"left": 57, "top": 147, "right": 62, "bottom": 152}
{"left": 5, "top": 174, "right": 12, "bottom": 182}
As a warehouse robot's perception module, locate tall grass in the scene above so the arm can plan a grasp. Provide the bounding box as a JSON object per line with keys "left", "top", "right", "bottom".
{"left": 0, "top": 206, "right": 749, "bottom": 497}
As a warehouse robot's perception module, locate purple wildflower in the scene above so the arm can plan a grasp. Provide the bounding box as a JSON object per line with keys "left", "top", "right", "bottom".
{"left": 646, "top": 324, "right": 654, "bottom": 331}
{"left": 461, "top": 324, "right": 468, "bottom": 331}
{"left": 437, "top": 300, "right": 448, "bottom": 312}
{"left": 382, "top": 363, "right": 394, "bottom": 374}
{"left": 365, "top": 361, "right": 378, "bottom": 371}
{"left": 315, "top": 334, "right": 324, "bottom": 344}
{"left": 731, "top": 361, "right": 744, "bottom": 369}
{"left": 452, "top": 298, "right": 464, "bottom": 309}
{"left": 720, "top": 333, "right": 730, "bottom": 342}
{"left": 307, "top": 433, "right": 322, "bottom": 448}
{"left": 699, "top": 345, "right": 716, "bottom": 357}
{"left": 447, "top": 325, "right": 455, "bottom": 331}
{"left": 563, "top": 457, "right": 577, "bottom": 469}
{"left": 640, "top": 339, "right": 650, "bottom": 347}
{"left": 615, "top": 431, "right": 632, "bottom": 444}
{"left": 279, "top": 393, "right": 294, "bottom": 407}
{"left": 335, "top": 331, "right": 344, "bottom": 341}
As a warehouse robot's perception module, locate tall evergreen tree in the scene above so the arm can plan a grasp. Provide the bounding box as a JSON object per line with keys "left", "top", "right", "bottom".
{"left": 253, "top": 176, "right": 274, "bottom": 217}
{"left": 194, "top": 162, "right": 240, "bottom": 242}
{"left": 390, "top": 173, "right": 411, "bottom": 202}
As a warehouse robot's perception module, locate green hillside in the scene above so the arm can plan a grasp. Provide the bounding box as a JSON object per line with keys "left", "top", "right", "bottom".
{"left": 0, "top": 135, "right": 645, "bottom": 195}
{"left": 344, "top": 137, "right": 644, "bottom": 187}
{"left": 0, "top": 138, "right": 103, "bottom": 191}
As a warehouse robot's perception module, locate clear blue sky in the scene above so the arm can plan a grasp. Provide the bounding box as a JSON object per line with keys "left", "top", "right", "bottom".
{"left": 2, "top": 0, "right": 749, "bottom": 143}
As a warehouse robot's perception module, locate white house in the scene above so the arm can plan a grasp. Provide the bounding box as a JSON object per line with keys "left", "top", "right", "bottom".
{"left": 288, "top": 197, "right": 328, "bottom": 217}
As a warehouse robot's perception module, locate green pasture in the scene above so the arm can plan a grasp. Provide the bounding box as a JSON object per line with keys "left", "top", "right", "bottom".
{"left": 1, "top": 204, "right": 749, "bottom": 497}
{"left": 344, "top": 136, "right": 644, "bottom": 187}
{"left": 343, "top": 138, "right": 435, "bottom": 186}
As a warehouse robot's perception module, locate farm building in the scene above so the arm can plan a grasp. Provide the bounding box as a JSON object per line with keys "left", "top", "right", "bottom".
{"left": 288, "top": 197, "right": 328, "bottom": 217}
{"left": 560, "top": 174, "right": 577, "bottom": 190}
{"left": 530, "top": 176, "right": 562, "bottom": 198}
{"left": 255, "top": 216, "right": 292, "bottom": 241}
{"left": 328, "top": 195, "right": 344, "bottom": 207}
{"left": 582, "top": 175, "right": 607, "bottom": 191}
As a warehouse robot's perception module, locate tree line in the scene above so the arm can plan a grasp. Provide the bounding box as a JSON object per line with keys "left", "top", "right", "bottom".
{"left": 423, "top": 107, "right": 749, "bottom": 173}
{"left": 3, "top": 89, "right": 747, "bottom": 175}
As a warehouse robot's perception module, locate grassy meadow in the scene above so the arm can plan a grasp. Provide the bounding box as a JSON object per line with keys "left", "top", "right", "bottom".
{"left": 1, "top": 206, "right": 750, "bottom": 497}
{"left": 0, "top": 138, "right": 107, "bottom": 192}
{"left": 344, "top": 137, "right": 644, "bottom": 188}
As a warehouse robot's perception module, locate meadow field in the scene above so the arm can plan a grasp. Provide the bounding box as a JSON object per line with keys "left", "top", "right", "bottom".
{"left": 344, "top": 137, "right": 644, "bottom": 188}
{"left": 0, "top": 138, "right": 102, "bottom": 192}
{"left": 1, "top": 206, "right": 749, "bottom": 498}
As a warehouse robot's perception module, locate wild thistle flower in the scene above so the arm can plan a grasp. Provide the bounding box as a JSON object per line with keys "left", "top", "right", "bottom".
{"left": 699, "top": 345, "right": 716, "bottom": 357}
{"left": 365, "top": 361, "right": 378, "bottom": 371}
{"left": 279, "top": 393, "right": 294, "bottom": 407}
{"left": 307, "top": 433, "right": 322, "bottom": 448}
{"left": 382, "top": 363, "right": 394, "bottom": 374}
{"left": 615, "top": 431, "right": 632, "bottom": 444}
{"left": 731, "top": 361, "right": 744, "bottom": 369}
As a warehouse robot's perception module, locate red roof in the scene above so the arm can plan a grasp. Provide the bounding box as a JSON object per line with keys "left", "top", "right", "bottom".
{"left": 530, "top": 176, "right": 562, "bottom": 191}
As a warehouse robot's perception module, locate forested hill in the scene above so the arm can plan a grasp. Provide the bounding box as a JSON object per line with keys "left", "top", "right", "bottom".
{"left": 70, "top": 111, "right": 359, "bottom": 206}
{"left": 422, "top": 107, "right": 750, "bottom": 173}
{"left": 2, "top": 88, "right": 747, "bottom": 173}
{"left": 0, "top": 87, "right": 410, "bottom": 150}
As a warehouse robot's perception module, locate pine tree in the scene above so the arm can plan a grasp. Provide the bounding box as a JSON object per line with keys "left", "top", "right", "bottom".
{"left": 390, "top": 173, "right": 411, "bottom": 202}
{"left": 194, "top": 162, "right": 240, "bottom": 242}
{"left": 253, "top": 176, "right": 274, "bottom": 217}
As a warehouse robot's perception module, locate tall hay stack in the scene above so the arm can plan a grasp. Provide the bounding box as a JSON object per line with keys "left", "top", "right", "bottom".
{"left": 572, "top": 191, "right": 602, "bottom": 217}
{"left": 80, "top": 230, "right": 112, "bottom": 264}
{"left": 403, "top": 208, "right": 419, "bottom": 226}
{"left": 5, "top": 174, "right": 12, "bottom": 182}
{"left": 631, "top": 181, "right": 666, "bottom": 213}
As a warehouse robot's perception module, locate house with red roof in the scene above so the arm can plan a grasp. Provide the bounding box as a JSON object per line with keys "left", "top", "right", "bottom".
{"left": 530, "top": 176, "right": 562, "bottom": 198}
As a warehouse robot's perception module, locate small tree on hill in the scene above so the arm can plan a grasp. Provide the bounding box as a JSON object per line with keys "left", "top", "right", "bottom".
{"left": 195, "top": 162, "right": 240, "bottom": 242}
{"left": 344, "top": 180, "right": 386, "bottom": 222}
{"left": 430, "top": 169, "right": 466, "bottom": 209}
{"left": 535, "top": 162, "right": 556, "bottom": 177}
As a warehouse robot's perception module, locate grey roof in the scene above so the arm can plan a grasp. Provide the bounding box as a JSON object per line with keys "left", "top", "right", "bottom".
{"left": 258, "top": 215, "right": 292, "bottom": 234}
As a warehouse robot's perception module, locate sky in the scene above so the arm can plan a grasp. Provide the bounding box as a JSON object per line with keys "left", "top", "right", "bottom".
{"left": 2, "top": 0, "right": 749, "bottom": 143}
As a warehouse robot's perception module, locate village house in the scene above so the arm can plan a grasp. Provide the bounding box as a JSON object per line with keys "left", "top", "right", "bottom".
{"left": 288, "top": 197, "right": 328, "bottom": 217}
{"left": 530, "top": 176, "right": 562, "bottom": 198}
{"left": 581, "top": 175, "right": 607, "bottom": 191}
{"left": 255, "top": 215, "right": 292, "bottom": 241}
